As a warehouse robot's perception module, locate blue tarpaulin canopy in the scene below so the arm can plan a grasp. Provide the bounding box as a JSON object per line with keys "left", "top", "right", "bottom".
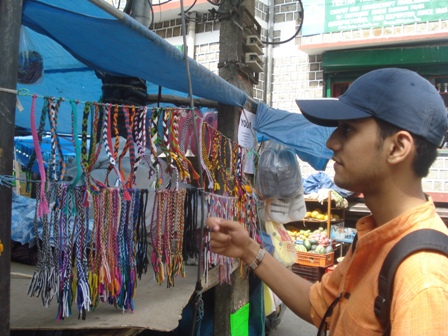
{"left": 16, "top": 0, "right": 247, "bottom": 133}
{"left": 16, "top": 0, "right": 334, "bottom": 170}
{"left": 255, "top": 103, "right": 334, "bottom": 170}
{"left": 21, "top": 0, "right": 248, "bottom": 106}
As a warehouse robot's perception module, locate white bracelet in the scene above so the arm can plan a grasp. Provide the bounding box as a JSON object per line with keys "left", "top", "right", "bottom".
{"left": 247, "top": 247, "right": 266, "bottom": 271}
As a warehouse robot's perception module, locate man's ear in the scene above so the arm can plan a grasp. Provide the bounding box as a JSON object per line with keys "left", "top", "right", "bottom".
{"left": 386, "top": 130, "right": 414, "bottom": 165}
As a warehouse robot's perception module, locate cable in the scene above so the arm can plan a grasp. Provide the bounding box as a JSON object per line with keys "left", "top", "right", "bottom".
{"left": 146, "top": 0, "right": 155, "bottom": 29}
{"left": 123, "top": 0, "right": 132, "bottom": 14}
{"left": 182, "top": 0, "right": 198, "bottom": 15}
{"left": 261, "top": 0, "right": 304, "bottom": 45}
{"left": 152, "top": 0, "right": 173, "bottom": 6}
{"left": 207, "top": 0, "right": 223, "bottom": 6}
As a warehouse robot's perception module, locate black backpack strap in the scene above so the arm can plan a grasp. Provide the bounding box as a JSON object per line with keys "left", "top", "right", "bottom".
{"left": 351, "top": 233, "right": 358, "bottom": 254}
{"left": 374, "top": 229, "right": 448, "bottom": 334}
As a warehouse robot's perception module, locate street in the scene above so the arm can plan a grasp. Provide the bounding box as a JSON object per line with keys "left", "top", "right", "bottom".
{"left": 269, "top": 307, "right": 318, "bottom": 336}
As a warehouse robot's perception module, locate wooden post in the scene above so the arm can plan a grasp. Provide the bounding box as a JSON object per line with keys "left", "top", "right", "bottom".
{"left": 214, "top": 0, "right": 256, "bottom": 334}
{"left": 0, "top": 1, "right": 23, "bottom": 335}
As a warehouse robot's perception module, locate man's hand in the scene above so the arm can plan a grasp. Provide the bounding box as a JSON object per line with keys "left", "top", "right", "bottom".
{"left": 206, "top": 217, "right": 259, "bottom": 264}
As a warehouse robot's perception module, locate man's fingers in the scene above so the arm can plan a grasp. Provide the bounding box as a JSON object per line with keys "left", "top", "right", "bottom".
{"left": 207, "top": 217, "right": 224, "bottom": 231}
{"left": 209, "top": 229, "right": 230, "bottom": 244}
{"left": 207, "top": 217, "right": 239, "bottom": 232}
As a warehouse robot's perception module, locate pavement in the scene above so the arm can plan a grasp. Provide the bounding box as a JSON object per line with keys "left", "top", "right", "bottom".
{"left": 269, "top": 307, "right": 318, "bottom": 336}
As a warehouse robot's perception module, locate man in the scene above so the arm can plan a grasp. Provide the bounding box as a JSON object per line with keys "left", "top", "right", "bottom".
{"left": 207, "top": 68, "right": 448, "bottom": 335}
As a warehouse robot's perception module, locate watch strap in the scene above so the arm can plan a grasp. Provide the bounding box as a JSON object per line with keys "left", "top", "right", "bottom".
{"left": 247, "top": 247, "right": 266, "bottom": 271}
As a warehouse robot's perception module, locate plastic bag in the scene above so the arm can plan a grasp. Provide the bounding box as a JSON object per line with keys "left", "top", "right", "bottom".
{"left": 17, "top": 26, "right": 44, "bottom": 84}
{"left": 255, "top": 141, "right": 302, "bottom": 199}
{"left": 255, "top": 141, "right": 306, "bottom": 224}
{"left": 265, "top": 220, "right": 296, "bottom": 267}
{"left": 265, "top": 192, "right": 306, "bottom": 224}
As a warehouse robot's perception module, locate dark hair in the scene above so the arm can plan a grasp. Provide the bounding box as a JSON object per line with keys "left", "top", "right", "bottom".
{"left": 374, "top": 118, "right": 438, "bottom": 177}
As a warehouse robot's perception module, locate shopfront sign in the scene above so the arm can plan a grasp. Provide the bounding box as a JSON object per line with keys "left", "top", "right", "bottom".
{"left": 303, "top": 0, "right": 448, "bottom": 36}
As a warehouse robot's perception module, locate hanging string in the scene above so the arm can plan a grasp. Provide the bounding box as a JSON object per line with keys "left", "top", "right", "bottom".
{"left": 98, "top": 188, "right": 113, "bottom": 305}
{"left": 79, "top": 102, "right": 95, "bottom": 196}
{"left": 29, "top": 94, "right": 49, "bottom": 217}
{"left": 108, "top": 188, "right": 121, "bottom": 306}
{"left": 0, "top": 175, "right": 16, "bottom": 188}
{"left": 89, "top": 188, "right": 105, "bottom": 311}
{"left": 149, "top": 107, "right": 162, "bottom": 187}
{"left": 132, "top": 106, "right": 156, "bottom": 183}
{"left": 136, "top": 189, "right": 149, "bottom": 279}
{"left": 170, "top": 108, "right": 200, "bottom": 183}
{"left": 172, "top": 188, "right": 187, "bottom": 280}
{"left": 183, "top": 188, "right": 200, "bottom": 264}
{"left": 74, "top": 186, "right": 91, "bottom": 320}
{"left": 69, "top": 100, "right": 83, "bottom": 188}
{"left": 117, "top": 188, "right": 138, "bottom": 311}
{"left": 100, "top": 104, "right": 131, "bottom": 200}
{"left": 164, "top": 189, "right": 174, "bottom": 288}
{"left": 217, "top": 135, "right": 232, "bottom": 194}
{"left": 87, "top": 103, "right": 104, "bottom": 182}
{"left": 115, "top": 106, "right": 134, "bottom": 187}
{"left": 47, "top": 97, "right": 66, "bottom": 181}
{"left": 200, "top": 122, "right": 214, "bottom": 191}
{"left": 26, "top": 95, "right": 48, "bottom": 174}
{"left": 58, "top": 184, "right": 76, "bottom": 319}
{"left": 159, "top": 108, "right": 179, "bottom": 182}
{"left": 27, "top": 182, "right": 59, "bottom": 307}
{"left": 150, "top": 190, "right": 166, "bottom": 285}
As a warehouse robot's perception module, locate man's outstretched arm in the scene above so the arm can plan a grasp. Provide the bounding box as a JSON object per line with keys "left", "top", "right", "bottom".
{"left": 207, "top": 217, "right": 314, "bottom": 324}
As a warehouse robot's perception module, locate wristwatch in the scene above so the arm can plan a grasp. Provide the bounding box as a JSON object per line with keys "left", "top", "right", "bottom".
{"left": 247, "top": 247, "right": 266, "bottom": 271}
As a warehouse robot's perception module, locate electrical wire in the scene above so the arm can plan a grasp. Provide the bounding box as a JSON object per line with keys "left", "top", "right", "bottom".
{"left": 182, "top": 0, "right": 198, "bottom": 15}
{"left": 146, "top": 0, "right": 155, "bottom": 30}
{"left": 207, "top": 0, "right": 223, "bottom": 6}
{"left": 261, "top": 0, "right": 304, "bottom": 45}
{"left": 152, "top": 0, "right": 174, "bottom": 6}
{"left": 123, "top": 0, "right": 132, "bottom": 14}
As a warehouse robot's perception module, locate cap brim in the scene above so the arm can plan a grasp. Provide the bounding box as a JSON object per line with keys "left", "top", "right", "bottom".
{"left": 296, "top": 98, "right": 372, "bottom": 127}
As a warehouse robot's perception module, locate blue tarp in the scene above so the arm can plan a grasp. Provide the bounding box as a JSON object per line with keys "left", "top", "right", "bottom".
{"left": 15, "top": 26, "right": 193, "bottom": 134}
{"left": 254, "top": 103, "right": 335, "bottom": 170}
{"left": 22, "top": 0, "right": 248, "bottom": 107}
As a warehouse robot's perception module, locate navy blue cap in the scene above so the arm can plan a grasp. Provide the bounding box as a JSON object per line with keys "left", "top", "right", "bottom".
{"left": 296, "top": 68, "right": 448, "bottom": 147}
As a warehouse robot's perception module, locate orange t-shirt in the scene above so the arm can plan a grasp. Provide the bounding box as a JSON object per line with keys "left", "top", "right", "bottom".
{"left": 309, "top": 198, "right": 448, "bottom": 335}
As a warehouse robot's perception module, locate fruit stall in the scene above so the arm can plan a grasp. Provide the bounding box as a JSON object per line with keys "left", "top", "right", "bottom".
{"left": 285, "top": 190, "right": 353, "bottom": 282}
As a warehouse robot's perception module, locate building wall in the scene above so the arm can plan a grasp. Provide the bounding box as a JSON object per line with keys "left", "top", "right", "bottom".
{"left": 153, "top": 2, "right": 448, "bottom": 194}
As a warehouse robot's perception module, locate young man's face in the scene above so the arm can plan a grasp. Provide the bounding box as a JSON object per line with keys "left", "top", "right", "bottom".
{"left": 326, "top": 118, "right": 389, "bottom": 194}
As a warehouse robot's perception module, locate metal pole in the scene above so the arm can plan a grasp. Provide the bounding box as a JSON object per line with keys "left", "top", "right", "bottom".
{"left": 0, "top": 1, "right": 23, "bottom": 335}
{"left": 88, "top": 0, "right": 125, "bottom": 19}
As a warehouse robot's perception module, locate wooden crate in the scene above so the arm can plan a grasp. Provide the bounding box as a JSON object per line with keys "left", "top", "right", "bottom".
{"left": 296, "top": 251, "right": 334, "bottom": 267}
{"left": 291, "top": 263, "right": 325, "bottom": 283}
